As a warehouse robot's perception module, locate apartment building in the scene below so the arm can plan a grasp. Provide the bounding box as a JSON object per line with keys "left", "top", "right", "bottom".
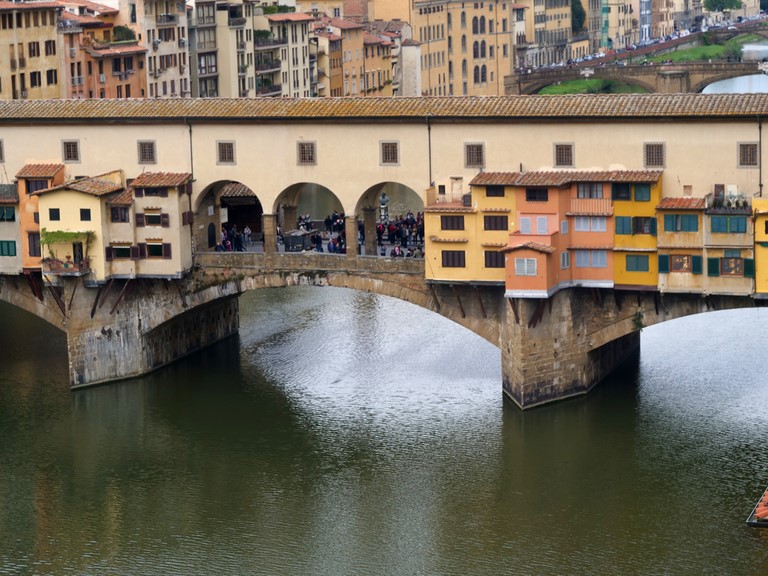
{"left": 314, "top": 29, "right": 343, "bottom": 96}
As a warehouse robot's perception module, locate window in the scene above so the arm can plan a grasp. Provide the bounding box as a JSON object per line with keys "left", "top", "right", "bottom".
{"left": 110, "top": 245, "right": 132, "bottom": 259}
{"left": 577, "top": 183, "right": 602, "bottom": 198}
{"left": 297, "top": 141, "right": 317, "bottom": 165}
{"left": 217, "top": 141, "right": 235, "bottom": 164}
{"left": 62, "top": 140, "right": 80, "bottom": 163}
{"left": 144, "top": 211, "right": 162, "bottom": 226}
{"left": 80, "top": 208, "right": 91, "bottom": 221}
{"left": 612, "top": 183, "right": 631, "bottom": 200}
{"left": 592, "top": 250, "right": 607, "bottom": 268}
{"left": 27, "top": 179, "right": 48, "bottom": 193}
{"left": 0, "top": 240, "right": 16, "bottom": 257}
{"left": 464, "top": 143, "right": 484, "bottom": 168}
{"left": 514, "top": 257, "right": 536, "bottom": 276}
{"left": 576, "top": 250, "right": 607, "bottom": 268}
{"left": 615, "top": 216, "right": 632, "bottom": 235}
{"left": 575, "top": 250, "right": 590, "bottom": 268}
{"left": 442, "top": 250, "right": 466, "bottom": 267}
{"left": 380, "top": 142, "right": 399, "bottom": 165}
{"left": 644, "top": 143, "right": 665, "bottom": 168}
{"left": 664, "top": 214, "right": 698, "bottom": 232}
{"left": 519, "top": 216, "right": 531, "bottom": 234}
{"left": 634, "top": 183, "right": 651, "bottom": 201}
{"left": 0, "top": 206, "right": 14, "bottom": 221}
{"left": 626, "top": 254, "right": 649, "bottom": 272}
{"left": 554, "top": 143, "right": 573, "bottom": 167}
{"left": 45, "top": 40, "right": 56, "bottom": 56}
{"left": 671, "top": 255, "right": 692, "bottom": 272}
{"left": 145, "top": 242, "right": 172, "bottom": 259}
{"left": 525, "top": 188, "right": 548, "bottom": 202}
{"left": 30, "top": 71, "right": 41, "bottom": 88}
{"left": 721, "top": 256, "right": 745, "bottom": 276}
{"left": 575, "top": 216, "right": 605, "bottom": 231}
{"left": 441, "top": 215, "right": 465, "bottom": 230}
{"left": 111, "top": 207, "right": 129, "bottom": 223}
{"left": 486, "top": 185, "right": 504, "bottom": 197}
{"left": 46, "top": 69, "right": 57, "bottom": 85}
{"left": 711, "top": 215, "right": 747, "bottom": 233}
{"left": 484, "top": 250, "right": 504, "bottom": 268}
{"left": 632, "top": 217, "right": 656, "bottom": 235}
{"left": 561, "top": 220, "right": 568, "bottom": 234}
{"left": 138, "top": 141, "right": 156, "bottom": 164}
{"left": 483, "top": 215, "right": 508, "bottom": 230}
{"left": 739, "top": 143, "right": 758, "bottom": 167}
{"left": 28, "top": 232, "right": 40, "bottom": 257}
{"left": 536, "top": 216, "right": 548, "bottom": 235}
{"left": 0, "top": 140, "right": 3, "bottom": 163}
{"left": 561, "top": 251, "right": 570, "bottom": 269}
{"left": 49, "top": 208, "right": 60, "bottom": 221}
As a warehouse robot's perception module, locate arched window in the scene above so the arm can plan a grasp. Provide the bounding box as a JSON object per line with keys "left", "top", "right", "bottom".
{"left": 461, "top": 35, "right": 467, "bottom": 53}
{"left": 481, "top": 65, "right": 487, "bottom": 83}
{"left": 473, "top": 41, "right": 479, "bottom": 59}
{"left": 447, "top": 13, "right": 452, "bottom": 29}
{"left": 473, "top": 66, "right": 480, "bottom": 84}
{"left": 448, "top": 36, "right": 452, "bottom": 52}
{"left": 480, "top": 16, "right": 486, "bottom": 34}
{"left": 480, "top": 40, "right": 486, "bottom": 58}
{"left": 461, "top": 12, "right": 466, "bottom": 28}
{"left": 462, "top": 59, "right": 467, "bottom": 76}
{"left": 472, "top": 16, "right": 478, "bottom": 34}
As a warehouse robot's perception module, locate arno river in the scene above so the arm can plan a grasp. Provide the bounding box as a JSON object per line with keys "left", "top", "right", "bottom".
{"left": 2, "top": 286, "right": 768, "bottom": 575}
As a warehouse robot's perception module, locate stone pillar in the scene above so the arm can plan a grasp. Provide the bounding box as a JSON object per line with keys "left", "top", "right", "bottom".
{"left": 282, "top": 204, "right": 298, "bottom": 232}
{"left": 261, "top": 213, "right": 278, "bottom": 254}
{"left": 362, "top": 207, "right": 377, "bottom": 257}
{"left": 345, "top": 215, "right": 359, "bottom": 259}
{"left": 500, "top": 289, "right": 640, "bottom": 409}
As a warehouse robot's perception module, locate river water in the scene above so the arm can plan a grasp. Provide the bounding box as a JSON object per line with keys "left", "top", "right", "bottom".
{"left": 2, "top": 287, "right": 768, "bottom": 575}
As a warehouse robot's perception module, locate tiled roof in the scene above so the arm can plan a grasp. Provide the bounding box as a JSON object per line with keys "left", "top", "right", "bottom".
{"left": 220, "top": 183, "right": 256, "bottom": 198}
{"left": 0, "top": 183, "right": 18, "bottom": 204}
{"left": 502, "top": 241, "right": 556, "bottom": 254}
{"left": 0, "top": 2, "right": 59, "bottom": 10}
{"left": 60, "top": 12, "right": 101, "bottom": 26}
{"left": 131, "top": 172, "right": 191, "bottom": 188}
{"left": 267, "top": 12, "right": 314, "bottom": 22}
{"left": 329, "top": 17, "right": 365, "bottom": 30}
{"left": 87, "top": 43, "right": 147, "bottom": 56}
{"left": 67, "top": 0, "right": 120, "bottom": 14}
{"left": 16, "top": 164, "right": 64, "bottom": 179}
{"left": 656, "top": 197, "right": 706, "bottom": 210}
{"left": 31, "top": 174, "right": 123, "bottom": 197}
{"left": 471, "top": 170, "right": 662, "bottom": 187}
{"left": 107, "top": 187, "right": 134, "bottom": 206}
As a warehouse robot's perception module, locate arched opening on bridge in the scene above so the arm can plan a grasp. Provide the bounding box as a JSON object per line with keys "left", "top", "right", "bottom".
{"left": 195, "top": 181, "right": 264, "bottom": 250}
{"left": 273, "top": 182, "right": 343, "bottom": 234}
{"left": 356, "top": 182, "right": 424, "bottom": 256}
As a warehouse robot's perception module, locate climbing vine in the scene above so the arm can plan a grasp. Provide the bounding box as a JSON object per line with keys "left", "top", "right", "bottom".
{"left": 40, "top": 228, "right": 94, "bottom": 247}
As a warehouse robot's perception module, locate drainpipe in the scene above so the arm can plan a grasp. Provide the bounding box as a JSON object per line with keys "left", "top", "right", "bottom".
{"left": 426, "top": 113, "right": 433, "bottom": 187}
{"left": 186, "top": 118, "right": 194, "bottom": 178}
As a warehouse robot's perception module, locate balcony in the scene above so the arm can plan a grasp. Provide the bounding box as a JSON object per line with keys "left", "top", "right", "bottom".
{"left": 236, "top": 40, "right": 246, "bottom": 51}
{"left": 156, "top": 14, "right": 177, "bottom": 26}
{"left": 197, "top": 40, "right": 217, "bottom": 51}
{"left": 254, "top": 59, "right": 281, "bottom": 72}
{"left": 72, "top": 75, "right": 84, "bottom": 86}
{"left": 195, "top": 16, "right": 216, "bottom": 27}
{"left": 228, "top": 17, "right": 246, "bottom": 28}
{"left": 567, "top": 198, "right": 613, "bottom": 216}
{"left": 705, "top": 191, "right": 752, "bottom": 214}
{"left": 255, "top": 83, "right": 281, "bottom": 96}
{"left": 42, "top": 257, "right": 91, "bottom": 277}
{"left": 254, "top": 37, "right": 288, "bottom": 50}
{"left": 238, "top": 64, "right": 247, "bottom": 75}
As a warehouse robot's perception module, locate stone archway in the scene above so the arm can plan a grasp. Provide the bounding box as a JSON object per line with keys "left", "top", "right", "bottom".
{"left": 273, "top": 182, "right": 344, "bottom": 234}
{"left": 195, "top": 181, "right": 263, "bottom": 251}
{"left": 356, "top": 182, "right": 425, "bottom": 257}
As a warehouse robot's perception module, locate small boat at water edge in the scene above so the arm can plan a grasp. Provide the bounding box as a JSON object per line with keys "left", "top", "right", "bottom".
{"left": 746, "top": 485, "right": 768, "bottom": 527}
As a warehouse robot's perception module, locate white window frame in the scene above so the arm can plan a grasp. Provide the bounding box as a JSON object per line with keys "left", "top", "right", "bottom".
{"left": 514, "top": 257, "right": 537, "bottom": 276}
{"left": 574, "top": 216, "right": 590, "bottom": 231}
{"left": 590, "top": 217, "right": 606, "bottom": 232}
{"left": 575, "top": 250, "right": 590, "bottom": 268}
{"left": 536, "top": 216, "right": 548, "bottom": 235}
{"left": 592, "top": 250, "right": 608, "bottom": 268}
{"left": 519, "top": 216, "right": 531, "bottom": 234}
{"left": 561, "top": 251, "right": 570, "bottom": 269}
{"left": 560, "top": 220, "right": 568, "bottom": 234}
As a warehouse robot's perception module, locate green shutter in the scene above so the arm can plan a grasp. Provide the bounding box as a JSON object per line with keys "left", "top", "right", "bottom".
{"left": 745, "top": 258, "right": 755, "bottom": 278}
{"left": 707, "top": 257, "right": 720, "bottom": 277}
{"left": 691, "top": 255, "right": 703, "bottom": 275}
{"left": 658, "top": 254, "right": 670, "bottom": 273}
{"left": 664, "top": 214, "right": 675, "bottom": 232}
{"left": 650, "top": 217, "right": 657, "bottom": 236}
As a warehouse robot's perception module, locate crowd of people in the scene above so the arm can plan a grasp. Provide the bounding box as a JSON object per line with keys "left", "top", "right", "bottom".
{"left": 376, "top": 211, "right": 424, "bottom": 258}
{"left": 215, "top": 223, "right": 252, "bottom": 252}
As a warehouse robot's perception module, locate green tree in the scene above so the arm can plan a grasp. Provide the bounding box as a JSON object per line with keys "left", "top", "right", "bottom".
{"left": 723, "top": 38, "right": 742, "bottom": 60}
{"left": 703, "top": 0, "right": 742, "bottom": 12}
{"left": 572, "top": 0, "right": 586, "bottom": 32}
{"left": 113, "top": 26, "right": 136, "bottom": 42}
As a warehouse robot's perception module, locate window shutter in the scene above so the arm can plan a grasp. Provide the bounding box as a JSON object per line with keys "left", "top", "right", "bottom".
{"left": 181, "top": 212, "right": 188, "bottom": 226}
{"left": 138, "top": 243, "right": 147, "bottom": 259}
{"left": 130, "top": 246, "right": 140, "bottom": 260}
{"left": 630, "top": 216, "right": 636, "bottom": 235}
{"left": 162, "top": 243, "right": 172, "bottom": 259}
{"left": 650, "top": 217, "right": 657, "bottom": 236}
{"left": 664, "top": 214, "right": 675, "bottom": 232}
{"left": 136, "top": 213, "right": 145, "bottom": 227}
{"left": 658, "top": 254, "right": 669, "bottom": 273}
{"left": 707, "top": 257, "right": 720, "bottom": 277}
{"left": 745, "top": 258, "right": 755, "bottom": 278}
{"left": 105, "top": 246, "right": 113, "bottom": 261}
{"left": 186, "top": 211, "right": 194, "bottom": 226}
{"left": 159, "top": 187, "right": 168, "bottom": 198}
{"left": 161, "top": 213, "right": 170, "bottom": 227}
{"left": 134, "top": 187, "right": 144, "bottom": 197}
{"left": 692, "top": 255, "right": 703, "bottom": 275}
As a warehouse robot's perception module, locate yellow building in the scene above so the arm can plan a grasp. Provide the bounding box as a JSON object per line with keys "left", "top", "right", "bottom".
{"left": 656, "top": 197, "right": 706, "bottom": 293}
{"left": 612, "top": 174, "right": 662, "bottom": 290}
{"left": 753, "top": 198, "right": 768, "bottom": 297}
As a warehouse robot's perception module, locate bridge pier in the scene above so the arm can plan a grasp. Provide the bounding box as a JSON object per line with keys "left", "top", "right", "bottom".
{"left": 345, "top": 215, "right": 359, "bottom": 257}
{"left": 500, "top": 289, "right": 640, "bottom": 409}
{"left": 262, "top": 213, "right": 278, "bottom": 254}
{"left": 363, "top": 207, "right": 378, "bottom": 257}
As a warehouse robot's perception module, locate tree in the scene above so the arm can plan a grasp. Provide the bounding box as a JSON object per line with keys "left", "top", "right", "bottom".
{"left": 703, "top": 0, "right": 742, "bottom": 12}
{"left": 572, "top": 0, "right": 586, "bottom": 33}
{"left": 113, "top": 26, "right": 136, "bottom": 42}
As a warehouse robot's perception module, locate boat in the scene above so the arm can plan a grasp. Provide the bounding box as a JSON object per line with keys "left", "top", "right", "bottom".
{"left": 746, "top": 485, "right": 768, "bottom": 527}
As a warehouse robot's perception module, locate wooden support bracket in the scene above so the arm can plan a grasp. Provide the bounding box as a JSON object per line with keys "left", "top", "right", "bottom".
{"left": 428, "top": 283, "right": 441, "bottom": 311}
{"left": 508, "top": 298, "right": 520, "bottom": 324}
{"left": 528, "top": 299, "right": 547, "bottom": 329}
{"left": 98, "top": 279, "right": 115, "bottom": 310}
{"left": 109, "top": 280, "right": 132, "bottom": 315}
{"left": 451, "top": 284, "right": 465, "bottom": 318}
{"left": 474, "top": 286, "right": 487, "bottom": 319}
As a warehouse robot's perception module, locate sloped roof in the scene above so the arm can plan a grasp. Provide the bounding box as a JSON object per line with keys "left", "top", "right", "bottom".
{"left": 131, "top": 172, "right": 191, "bottom": 188}
{"left": 471, "top": 170, "right": 662, "bottom": 187}
{"left": 220, "top": 182, "right": 256, "bottom": 198}
{"left": 0, "top": 183, "right": 18, "bottom": 204}
{"left": 501, "top": 241, "right": 556, "bottom": 254}
{"left": 16, "top": 164, "right": 65, "bottom": 179}
{"left": 107, "top": 187, "right": 134, "bottom": 206}
{"left": 31, "top": 173, "right": 123, "bottom": 197}
{"left": 656, "top": 197, "right": 706, "bottom": 210}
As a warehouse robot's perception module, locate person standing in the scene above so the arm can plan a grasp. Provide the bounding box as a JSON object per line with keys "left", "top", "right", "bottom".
{"left": 243, "top": 225, "right": 252, "bottom": 247}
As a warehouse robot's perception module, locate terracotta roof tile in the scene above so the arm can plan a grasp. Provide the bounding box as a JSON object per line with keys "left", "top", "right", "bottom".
{"left": 657, "top": 197, "right": 706, "bottom": 210}
{"left": 31, "top": 174, "right": 123, "bottom": 197}
{"left": 107, "top": 187, "right": 134, "bottom": 206}
{"left": 86, "top": 43, "right": 147, "bottom": 56}
{"left": 502, "top": 241, "right": 556, "bottom": 254}
{"left": 472, "top": 170, "right": 662, "bottom": 187}
{"left": 267, "top": 12, "right": 314, "bottom": 22}
{"left": 0, "top": 183, "right": 18, "bottom": 204}
{"left": 131, "top": 172, "right": 191, "bottom": 188}
{"left": 470, "top": 172, "right": 521, "bottom": 186}
{"left": 220, "top": 183, "right": 256, "bottom": 198}
{"left": 15, "top": 164, "right": 64, "bottom": 179}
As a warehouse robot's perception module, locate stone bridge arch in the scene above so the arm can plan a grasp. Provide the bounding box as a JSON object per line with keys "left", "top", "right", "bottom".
{"left": 273, "top": 182, "right": 344, "bottom": 233}
{"left": 0, "top": 275, "right": 66, "bottom": 332}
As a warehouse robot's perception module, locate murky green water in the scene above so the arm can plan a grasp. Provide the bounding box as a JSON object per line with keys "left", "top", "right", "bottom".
{"left": 2, "top": 287, "right": 768, "bottom": 575}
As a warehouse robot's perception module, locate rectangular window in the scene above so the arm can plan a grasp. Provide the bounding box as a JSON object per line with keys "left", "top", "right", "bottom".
{"left": 46, "top": 69, "right": 57, "bottom": 85}
{"left": 0, "top": 206, "right": 14, "bottom": 221}
{"left": 483, "top": 215, "right": 508, "bottom": 230}
{"left": 554, "top": 143, "right": 573, "bottom": 167}
{"left": 0, "top": 240, "right": 16, "bottom": 257}
{"left": 626, "top": 254, "right": 649, "bottom": 272}
{"left": 217, "top": 141, "right": 235, "bottom": 164}
{"left": 484, "top": 250, "right": 505, "bottom": 268}
{"left": 721, "top": 257, "right": 744, "bottom": 276}
{"left": 0, "top": 140, "right": 3, "bottom": 163}
{"left": 632, "top": 217, "right": 655, "bottom": 235}
{"left": 486, "top": 185, "right": 504, "bottom": 197}
{"left": 62, "top": 140, "right": 80, "bottom": 163}
{"left": 575, "top": 250, "right": 590, "bottom": 268}
{"left": 711, "top": 215, "right": 747, "bottom": 233}
{"left": 612, "top": 183, "right": 631, "bottom": 201}
{"left": 442, "top": 250, "right": 466, "bottom": 267}
{"left": 739, "top": 143, "right": 758, "bottom": 167}
{"left": 574, "top": 216, "right": 590, "bottom": 232}
{"left": 634, "top": 183, "right": 651, "bottom": 201}
{"left": 644, "top": 143, "right": 665, "bottom": 168}
{"left": 671, "top": 255, "right": 693, "bottom": 272}
{"left": 591, "top": 250, "right": 607, "bottom": 268}
{"left": 615, "top": 216, "right": 632, "bottom": 235}
{"left": 514, "top": 257, "right": 536, "bottom": 276}
{"left": 519, "top": 216, "right": 531, "bottom": 234}
{"left": 27, "top": 179, "right": 48, "bottom": 193}
{"left": 664, "top": 214, "right": 698, "bottom": 232}
{"left": 441, "top": 215, "right": 465, "bottom": 230}
{"left": 536, "top": 216, "right": 548, "bottom": 235}
{"left": 560, "top": 251, "right": 570, "bottom": 269}
{"left": 138, "top": 141, "right": 156, "bottom": 164}
{"left": 464, "top": 143, "right": 484, "bottom": 168}
{"left": 144, "top": 211, "right": 162, "bottom": 226}
{"left": 561, "top": 220, "right": 568, "bottom": 234}
{"left": 30, "top": 71, "right": 41, "bottom": 88}
{"left": 111, "top": 207, "right": 129, "bottom": 223}
{"left": 297, "top": 141, "right": 317, "bottom": 165}
{"left": 525, "top": 189, "right": 548, "bottom": 202}
{"left": 577, "top": 183, "right": 602, "bottom": 199}
{"left": 380, "top": 141, "right": 399, "bottom": 165}
{"left": 28, "top": 232, "right": 40, "bottom": 257}
{"left": 80, "top": 208, "right": 91, "bottom": 221}
{"left": 111, "top": 245, "right": 132, "bottom": 259}
{"left": 49, "top": 208, "right": 60, "bottom": 221}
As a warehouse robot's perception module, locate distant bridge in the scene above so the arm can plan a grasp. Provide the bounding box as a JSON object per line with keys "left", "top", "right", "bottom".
{"left": 506, "top": 61, "right": 761, "bottom": 94}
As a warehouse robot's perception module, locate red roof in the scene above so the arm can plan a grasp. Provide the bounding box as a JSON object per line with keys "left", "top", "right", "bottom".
{"left": 471, "top": 170, "right": 662, "bottom": 187}
{"left": 267, "top": 13, "right": 314, "bottom": 23}
{"left": 656, "top": 197, "right": 706, "bottom": 210}
{"left": 131, "top": 172, "right": 191, "bottom": 188}
{"left": 501, "top": 241, "right": 556, "bottom": 254}
{"left": 16, "top": 164, "right": 64, "bottom": 179}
